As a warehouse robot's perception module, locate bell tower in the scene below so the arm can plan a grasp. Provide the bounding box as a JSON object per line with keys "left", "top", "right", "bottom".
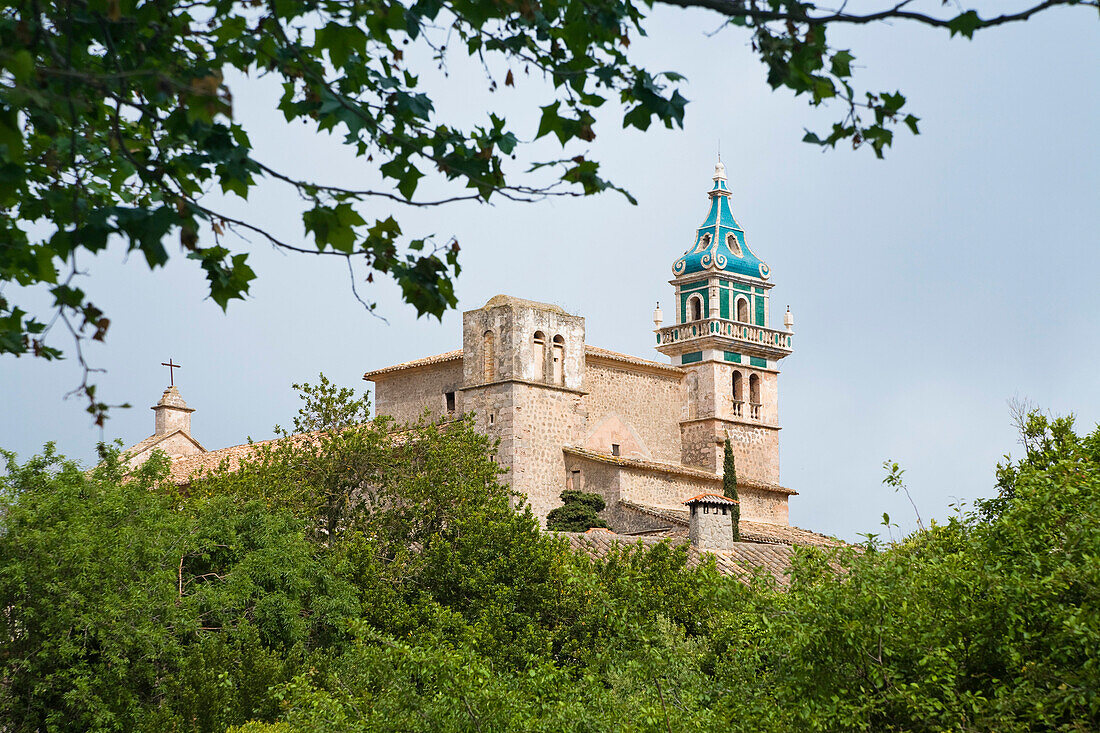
{"left": 656, "top": 160, "right": 793, "bottom": 483}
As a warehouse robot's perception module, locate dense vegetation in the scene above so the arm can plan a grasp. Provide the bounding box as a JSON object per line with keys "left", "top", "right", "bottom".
{"left": 1, "top": 383, "right": 1098, "bottom": 731}
{"left": 546, "top": 489, "right": 608, "bottom": 532}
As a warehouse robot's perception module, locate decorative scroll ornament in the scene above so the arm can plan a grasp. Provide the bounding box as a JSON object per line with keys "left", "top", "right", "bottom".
{"left": 758, "top": 261, "right": 771, "bottom": 279}
{"left": 707, "top": 238, "right": 727, "bottom": 270}
{"left": 673, "top": 256, "right": 687, "bottom": 275}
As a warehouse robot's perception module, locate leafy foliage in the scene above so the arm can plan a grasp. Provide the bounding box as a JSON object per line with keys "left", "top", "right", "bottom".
{"left": 1, "top": 0, "right": 1090, "bottom": 421}
{"left": 546, "top": 488, "right": 608, "bottom": 532}
{"left": 2, "top": 388, "right": 1099, "bottom": 731}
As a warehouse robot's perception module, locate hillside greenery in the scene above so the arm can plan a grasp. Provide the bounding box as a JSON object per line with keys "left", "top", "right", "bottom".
{"left": 1, "top": 382, "right": 1098, "bottom": 731}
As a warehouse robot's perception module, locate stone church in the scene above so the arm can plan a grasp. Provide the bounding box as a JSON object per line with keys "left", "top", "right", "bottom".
{"left": 363, "top": 160, "right": 829, "bottom": 547}
{"left": 124, "top": 160, "right": 838, "bottom": 573}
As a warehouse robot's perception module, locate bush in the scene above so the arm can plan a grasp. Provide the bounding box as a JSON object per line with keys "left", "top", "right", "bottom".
{"left": 546, "top": 490, "right": 608, "bottom": 532}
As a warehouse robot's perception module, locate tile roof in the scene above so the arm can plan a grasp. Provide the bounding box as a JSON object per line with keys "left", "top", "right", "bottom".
{"left": 363, "top": 349, "right": 463, "bottom": 380}
{"left": 557, "top": 531, "right": 799, "bottom": 587}
{"left": 684, "top": 492, "right": 739, "bottom": 505}
{"left": 583, "top": 345, "right": 685, "bottom": 376}
{"left": 617, "top": 500, "right": 844, "bottom": 548}
{"left": 564, "top": 446, "right": 797, "bottom": 496}
{"left": 362, "top": 344, "right": 684, "bottom": 382}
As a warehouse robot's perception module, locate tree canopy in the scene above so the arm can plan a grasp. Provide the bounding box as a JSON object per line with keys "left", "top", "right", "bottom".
{"left": 2, "top": 381, "right": 1099, "bottom": 730}
{"left": 1, "top": 0, "right": 1095, "bottom": 421}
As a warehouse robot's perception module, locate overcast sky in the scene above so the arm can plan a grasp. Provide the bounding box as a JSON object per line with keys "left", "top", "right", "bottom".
{"left": 2, "top": 3, "right": 1097, "bottom": 542}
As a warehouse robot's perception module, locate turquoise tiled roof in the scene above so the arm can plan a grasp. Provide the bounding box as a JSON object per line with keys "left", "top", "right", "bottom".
{"left": 673, "top": 163, "right": 770, "bottom": 280}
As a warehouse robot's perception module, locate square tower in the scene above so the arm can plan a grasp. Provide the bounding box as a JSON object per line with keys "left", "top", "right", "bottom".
{"left": 461, "top": 295, "right": 588, "bottom": 520}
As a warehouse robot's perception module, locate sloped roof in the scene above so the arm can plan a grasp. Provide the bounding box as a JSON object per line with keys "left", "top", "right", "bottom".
{"left": 684, "top": 492, "right": 739, "bottom": 505}
{"left": 618, "top": 500, "right": 843, "bottom": 548}
{"left": 363, "top": 344, "right": 683, "bottom": 382}
{"left": 557, "top": 531, "right": 798, "bottom": 587}
{"left": 564, "top": 446, "right": 797, "bottom": 496}
{"left": 363, "top": 350, "right": 463, "bottom": 380}
{"left": 121, "top": 428, "right": 206, "bottom": 461}
{"left": 583, "top": 345, "right": 684, "bottom": 376}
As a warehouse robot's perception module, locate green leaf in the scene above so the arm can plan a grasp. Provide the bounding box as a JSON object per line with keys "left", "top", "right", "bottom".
{"left": 947, "top": 11, "right": 982, "bottom": 38}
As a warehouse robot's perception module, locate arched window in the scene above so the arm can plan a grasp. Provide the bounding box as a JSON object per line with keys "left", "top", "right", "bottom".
{"left": 749, "top": 373, "right": 761, "bottom": 420}
{"left": 727, "top": 232, "right": 743, "bottom": 257}
{"left": 482, "top": 330, "right": 495, "bottom": 382}
{"left": 732, "top": 371, "right": 744, "bottom": 417}
{"left": 533, "top": 330, "right": 547, "bottom": 381}
{"left": 551, "top": 335, "right": 565, "bottom": 385}
{"left": 736, "top": 296, "right": 749, "bottom": 323}
{"left": 689, "top": 294, "right": 703, "bottom": 321}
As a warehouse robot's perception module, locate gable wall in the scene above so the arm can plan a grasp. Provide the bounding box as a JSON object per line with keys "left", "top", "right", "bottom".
{"left": 580, "top": 361, "right": 684, "bottom": 464}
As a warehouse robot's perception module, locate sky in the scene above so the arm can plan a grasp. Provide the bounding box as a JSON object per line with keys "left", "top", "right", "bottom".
{"left": 2, "top": 2, "right": 1098, "bottom": 542}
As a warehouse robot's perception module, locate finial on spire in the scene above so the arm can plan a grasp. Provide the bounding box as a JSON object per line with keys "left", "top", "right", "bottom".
{"left": 653, "top": 301, "right": 664, "bottom": 328}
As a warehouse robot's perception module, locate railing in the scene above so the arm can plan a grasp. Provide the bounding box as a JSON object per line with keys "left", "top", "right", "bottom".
{"left": 732, "top": 400, "right": 744, "bottom": 418}
{"left": 656, "top": 317, "right": 793, "bottom": 352}
{"left": 750, "top": 402, "right": 761, "bottom": 420}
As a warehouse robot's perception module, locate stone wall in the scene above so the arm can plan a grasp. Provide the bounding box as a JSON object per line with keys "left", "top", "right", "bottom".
{"left": 582, "top": 361, "right": 684, "bottom": 463}
{"left": 511, "top": 383, "right": 587, "bottom": 521}
{"left": 462, "top": 296, "right": 586, "bottom": 391}
{"left": 372, "top": 359, "right": 465, "bottom": 425}
{"left": 738, "top": 486, "right": 789, "bottom": 524}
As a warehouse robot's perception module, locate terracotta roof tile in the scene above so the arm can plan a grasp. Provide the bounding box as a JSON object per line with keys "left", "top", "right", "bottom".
{"left": 618, "top": 500, "right": 844, "bottom": 548}
{"left": 363, "top": 349, "right": 463, "bottom": 380}
{"left": 583, "top": 345, "right": 684, "bottom": 375}
{"left": 684, "top": 492, "right": 738, "bottom": 505}
{"left": 564, "top": 446, "right": 797, "bottom": 496}
{"left": 556, "top": 531, "right": 799, "bottom": 587}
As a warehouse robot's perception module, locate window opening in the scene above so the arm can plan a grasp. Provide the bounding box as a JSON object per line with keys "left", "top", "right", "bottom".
{"left": 482, "top": 330, "right": 495, "bottom": 382}
{"left": 611, "top": 443, "right": 620, "bottom": 457}
{"left": 736, "top": 296, "right": 749, "bottom": 323}
{"left": 749, "top": 374, "right": 761, "bottom": 420}
{"left": 732, "top": 371, "right": 744, "bottom": 417}
{"left": 445, "top": 391, "right": 456, "bottom": 412}
{"left": 689, "top": 295, "right": 703, "bottom": 321}
{"left": 727, "top": 232, "right": 743, "bottom": 257}
{"left": 551, "top": 335, "right": 565, "bottom": 385}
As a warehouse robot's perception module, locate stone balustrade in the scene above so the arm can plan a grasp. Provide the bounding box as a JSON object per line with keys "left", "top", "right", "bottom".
{"left": 656, "top": 318, "right": 793, "bottom": 353}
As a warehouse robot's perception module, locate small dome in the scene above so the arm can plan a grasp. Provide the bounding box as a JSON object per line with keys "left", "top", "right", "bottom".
{"left": 673, "top": 162, "right": 770, "bottom": 280}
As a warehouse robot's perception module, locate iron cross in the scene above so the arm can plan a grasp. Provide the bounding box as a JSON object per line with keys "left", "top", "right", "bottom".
{"left": 161, "top": 358, "right": 181, "bottom": 386}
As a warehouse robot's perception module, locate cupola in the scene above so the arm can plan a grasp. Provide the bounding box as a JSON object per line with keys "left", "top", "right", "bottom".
{"left": 672, "top": 160, "right": 770, "bottom": 281}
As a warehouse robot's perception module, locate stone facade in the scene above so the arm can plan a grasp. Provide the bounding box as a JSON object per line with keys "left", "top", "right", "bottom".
{"left": 122, "top": 386, "right": 206, "bottom": 467}
{"left": 365, "top": 162, "right": 800, "bottom": 532}
{"left": 366, "top": 294, "right": 797, "bottom": 529}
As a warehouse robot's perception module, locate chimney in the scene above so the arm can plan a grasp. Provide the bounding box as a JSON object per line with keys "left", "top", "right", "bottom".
{"left": 684, "top": 493, "right": 739, "bottom": 552}
{"left": 152, "top": 385, "right": 195, "bottom": 436}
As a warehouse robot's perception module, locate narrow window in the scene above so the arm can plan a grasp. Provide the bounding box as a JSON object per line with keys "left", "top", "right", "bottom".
{"left": 551, "top": 335, "right": 565, "bottom": 385}
{"left": 489, "top": 412, "right": 495, "bottom": 425}
{"left": 732, "top": 371, "right": 744, "bottom": 417}
{"left": 445, "top": 391, "right": 456, "bottom": 412}
{"left": 611, "top": 443, "right": 620, "bottom": 456}
{"left": 482, "top": 330, "right": 495, "bottom": 382}
{"left": 749, "top": 373, "right": 761, "bottom": 420}
{"left": 736, "top": 296, "right": 749, "bottom": 323}
{"left": 533, "top": 331, "right": 547, "bottom": 381}
{"left": 689, "top": 295, "right": 703, "bottom": 321}
{"left": 727, "top": 232, "right": 743, "bottom": 257}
